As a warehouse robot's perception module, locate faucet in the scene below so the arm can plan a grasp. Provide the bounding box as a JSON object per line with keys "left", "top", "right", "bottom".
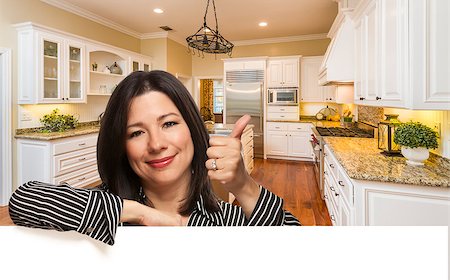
{"left": 97, "top": 112, "right": 105, "bottom": 126}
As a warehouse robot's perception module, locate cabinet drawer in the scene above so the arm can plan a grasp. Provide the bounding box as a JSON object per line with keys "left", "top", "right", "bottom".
{"left": 53, "top": 134, "right": 98, "bottom": 155}
{"left": 267, "top": 106, "right": 298, "bottom": 113}
{"left": 54, "top": 146, "right": 97, "bottom": 177}
{"left": 267, "top": 112, "right": 299, "bottom": 121}
{"left": 54, "top": 164, "right": 100, "bottom": 189}
{"left": 287, "top": 123, "right": 311, "bottom": 132}
{"left": 324, "top": 145, "right": 339, "bottom": 180}
{"left": 267, "top": 122, "right": 288, "bottom": 131}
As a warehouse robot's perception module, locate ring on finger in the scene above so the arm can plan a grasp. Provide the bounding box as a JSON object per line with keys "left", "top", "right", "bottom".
{"left": 211, "top": 159, "right": 217, "bottom": 171}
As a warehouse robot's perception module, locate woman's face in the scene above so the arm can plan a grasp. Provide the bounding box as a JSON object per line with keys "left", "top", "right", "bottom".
{"left": 125, "top": 91, "right": 194, "bottom": 191}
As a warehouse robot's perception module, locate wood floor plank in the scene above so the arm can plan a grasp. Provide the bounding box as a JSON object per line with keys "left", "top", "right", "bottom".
{"left": 251, "top": 158, "right": 331, "bottom": 226}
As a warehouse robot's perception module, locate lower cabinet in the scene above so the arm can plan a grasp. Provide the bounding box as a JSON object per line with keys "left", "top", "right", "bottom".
{"left": 266, "top": 122, "right": 313, "bottom": 161}
{"left": 17, "top": 133, "right": 100, "bottom": 188}
{"left": 323, "top": 144, "right": 450, "bottom": 226}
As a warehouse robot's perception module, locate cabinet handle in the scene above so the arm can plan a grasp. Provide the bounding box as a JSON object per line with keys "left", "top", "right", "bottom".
{"left": 280, "top": 109, "right": 285, "bottom": 111}
{"left": 329, "top": 163, "right": 335, "bottom": 168}
{"left": 330, "top": 186, "right": 335, "bottom": 192}
{"left": 376, "top": 96, "right": 381, "bottom": 100}
{"left": 338, "top": 180, "right": 344, "bottom": 186}
{"left": 78, "top": 177, "right": 86, "bottom": 181}
{"left": 324, "top": 170, "right": 328, "bottom": 175}
{"left": 330, "top": 214, "right": 335, "bottom": 221}
{"left": 78, "top": 157, "right": 86, "bottom": 161}
{"left": 324, "top": 194, "right": 328, "bottom": 200}
{"left": 280, "top": 115, "right": 285, "bottom": 117}
{"left": 78, "top": 143, "right": 86, "bottom": 146}
{"left": 275, "top": 126, "right": 280, "bottom": 129}
{"left": 359, "top": 97, "right": 365, "bottom": 100}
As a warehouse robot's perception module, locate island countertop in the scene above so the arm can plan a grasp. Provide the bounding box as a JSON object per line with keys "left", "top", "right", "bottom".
{"left": 323, "top": 137, "right": 450, "bottom": 188}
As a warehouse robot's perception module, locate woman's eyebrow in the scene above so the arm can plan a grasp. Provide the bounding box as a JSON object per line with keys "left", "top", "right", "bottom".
{"left": 157, "top": 112, "right": 180, "bottom": 121}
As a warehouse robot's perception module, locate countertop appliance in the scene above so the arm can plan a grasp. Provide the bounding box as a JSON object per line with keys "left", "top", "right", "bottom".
{"left": 310, "top": 122, "right": 375, "bottom": 199}
{"left": 225, "top": 69, "right": 264, "bottom": 158}
{"left": 267, "top": 87, "right": 298, "bottom": 105}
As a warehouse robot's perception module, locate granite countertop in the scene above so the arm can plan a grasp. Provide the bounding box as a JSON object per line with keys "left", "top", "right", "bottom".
{"left": 15, "top": 122, "right": 100, "bottom": 140}
{"left": 324, "top": 137, "right": 450, "bottom": 188}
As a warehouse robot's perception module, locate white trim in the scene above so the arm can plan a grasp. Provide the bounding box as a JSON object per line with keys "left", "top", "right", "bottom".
{"left": 233, "top": 33, "right": 328, "bottom": 46}
{"left": 40, "top": 0, "right": 141, "bottom": 39}
{"left": 0, "top": 48, "right": 12, "bottom": 205}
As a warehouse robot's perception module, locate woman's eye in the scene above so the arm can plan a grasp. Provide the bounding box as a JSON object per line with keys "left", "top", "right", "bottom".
{"left": 163, "top": 121, "right": 178, "bottom": 128}
{"left": 129, "top": 130, "right": 144, "bottom": 138}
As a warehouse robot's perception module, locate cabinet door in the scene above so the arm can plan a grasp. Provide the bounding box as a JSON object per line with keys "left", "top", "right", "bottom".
{"left": 339, "top": 196, "right": 353, "bottom": 226}
{"left": 354, "top": 20, "right": 363, "bottom": 102}
{"left": 300, "top": 57, "right": 323, "bottom": 102}
{"left": 66, "top": 41, "right": 85, "bottom": 103}
{"left": 266, "top": 131, "right": 288, "bottom": 156}
{"left": 39, "top": 33, "right": 64, "bottom": 103}
{"left": 267, "top": 60, "right": 283, "bottom": 87}
{"left": 365, "top": 1, "right": 378, "bottom": 101}
{"left": 288, "top": 131, "right": 312, "bottom": 158}
{"left": 282, "top": 59, "right": 298, "bottom": 87}
{"left": 377, "top": 0, "right": 406, "bottom": 104}
{"left": 322, "top": 85, "right": 336, "bottom": 102}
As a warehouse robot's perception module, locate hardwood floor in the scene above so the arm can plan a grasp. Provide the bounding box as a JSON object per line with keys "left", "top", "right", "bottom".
{"left": 250, "top": 158, "right": 331, "bottom": 226}
{"left": 0, "top": 158, "right": 331, "bottom": 226}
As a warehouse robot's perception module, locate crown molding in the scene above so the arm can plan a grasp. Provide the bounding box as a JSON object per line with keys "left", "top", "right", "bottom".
{"left": 233, "top": 33, "right": 328, "bottom": 46}
{"left": 41, "top": 0, "right": 141, "bottom": 39}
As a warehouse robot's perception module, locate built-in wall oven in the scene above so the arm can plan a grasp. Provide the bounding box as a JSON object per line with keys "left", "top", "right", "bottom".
{"left": 267, "top": 87, "right": 298, "bottom": 105}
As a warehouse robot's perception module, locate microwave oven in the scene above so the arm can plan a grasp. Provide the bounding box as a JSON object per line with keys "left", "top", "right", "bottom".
{"left": 267, "top": 88, "right": 298, "bottom": 104}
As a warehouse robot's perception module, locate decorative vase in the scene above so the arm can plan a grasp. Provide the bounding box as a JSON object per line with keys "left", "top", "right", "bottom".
{"left": 401, "top": 147, "right": 429, "bottom": 166}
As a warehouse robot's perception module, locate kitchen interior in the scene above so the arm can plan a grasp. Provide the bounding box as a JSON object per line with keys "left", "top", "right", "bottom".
{"left": 0, "top": 0, "right": 449, "bottom": 231}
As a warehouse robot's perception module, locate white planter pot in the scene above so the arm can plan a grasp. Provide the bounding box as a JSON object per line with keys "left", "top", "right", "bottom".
{"left": 401, "top": 147, "right": 429, "bottom": 166}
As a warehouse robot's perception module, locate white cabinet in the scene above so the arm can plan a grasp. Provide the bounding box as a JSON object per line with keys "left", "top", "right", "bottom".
{"left": 266, "top": 122, "right": 313, "bottom": 161}
{"left": 17, "top": 134, "right": 100, "bottom": 188}
{"left": 267, "top": 57, "right": 300, "bottom": 87}
{"left": 130, "top": 55, "right": 152, "bottom": 72}
{"left": 353, "top": 0, "right": 450, "bottom": 109}
{"left": 16, "top": 23, "right": 86, "bottom": 104}
{"left": 223, "top": 58, "right": 266, "bottom": 71}
{"left": 266, "top": 105, "right": 299, "bottom": 121}
{"left": 300, "top": 56, "right": 336, "bottom": 102}
{"left": 323, "top": 144, "right": 450, "bottom": 226}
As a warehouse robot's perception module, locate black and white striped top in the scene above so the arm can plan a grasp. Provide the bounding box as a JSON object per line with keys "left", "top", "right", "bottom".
{"left": 9, "top": 181, "right": 300, "bottom": 245}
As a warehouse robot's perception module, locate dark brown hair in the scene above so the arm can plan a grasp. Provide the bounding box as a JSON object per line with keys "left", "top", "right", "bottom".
{"left": 97, "top": 70, "right": 219, "bottom": 215}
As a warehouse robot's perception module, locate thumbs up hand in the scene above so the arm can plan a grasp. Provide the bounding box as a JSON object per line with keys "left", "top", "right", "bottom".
{"left": 206, "top": 115, "right": 259, "bottom": 216}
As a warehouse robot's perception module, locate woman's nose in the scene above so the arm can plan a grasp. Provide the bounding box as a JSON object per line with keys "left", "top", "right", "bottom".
{"left": 146, "top": 130, "right": 168, "bottom": 152}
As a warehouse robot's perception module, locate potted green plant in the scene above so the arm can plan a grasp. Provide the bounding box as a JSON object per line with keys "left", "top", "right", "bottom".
{"left": 393, "top": 121, "right": 439, "bottom": 166}
{"left": 40, "top": 109, "right": 78, "bottom": 132}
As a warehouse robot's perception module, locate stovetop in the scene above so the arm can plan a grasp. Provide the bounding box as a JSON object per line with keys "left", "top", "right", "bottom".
{"left": 315, "top": 127, "right": 374, "bottom": 138}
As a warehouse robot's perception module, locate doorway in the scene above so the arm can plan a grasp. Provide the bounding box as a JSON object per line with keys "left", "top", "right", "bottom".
{"left": 0, "top": 48, "right": 12, "bottom": 205}
{"left": 195, "top": 77, "right": 224, "bottom": 124}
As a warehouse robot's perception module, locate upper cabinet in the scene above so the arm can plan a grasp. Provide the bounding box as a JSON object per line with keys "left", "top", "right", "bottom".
{"left": 15, "top": 22, "right": 152, "bottom": 104}
{"left": 301, "top": 56, "right": 337, "bottom": 102}
{"left": 267, "top": 57, "right": 300, "bottom": 87}
{"left": 16, "top": 24, "right": 86, "bottom": 104}
{"left": 353, "top": 0, "right": 450, "bottom": 110}
{"left": 223, "top": 58, "right": 266, "bottom": 71}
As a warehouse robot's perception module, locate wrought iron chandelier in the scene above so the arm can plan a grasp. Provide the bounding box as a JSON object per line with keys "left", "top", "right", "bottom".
{"left": 186, "top": 0, "right": 234, "bottom": 57}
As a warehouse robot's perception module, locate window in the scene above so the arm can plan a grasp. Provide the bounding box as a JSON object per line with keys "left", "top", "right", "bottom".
{"left": 213, "top": 80, "right": 223, "bottom": 114}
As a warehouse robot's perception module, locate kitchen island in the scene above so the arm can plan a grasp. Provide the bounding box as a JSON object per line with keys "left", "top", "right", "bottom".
{"left": 321, "top": 137, "right": 449, "bottom": 226}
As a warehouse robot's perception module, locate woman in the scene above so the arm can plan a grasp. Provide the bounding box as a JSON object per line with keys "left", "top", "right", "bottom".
{"left": 9, "top": 71, "right": 300, "bottom": 245}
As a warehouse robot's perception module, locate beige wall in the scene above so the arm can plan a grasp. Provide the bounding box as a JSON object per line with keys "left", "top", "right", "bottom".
{"left": 192, "top": 38, "right": 331, "bottom": 76}
{"left": 141, "top": 38, "right": 167, "bottom": 71}
{"left": 167, "top": 39, "right": 192, "bottom": 76}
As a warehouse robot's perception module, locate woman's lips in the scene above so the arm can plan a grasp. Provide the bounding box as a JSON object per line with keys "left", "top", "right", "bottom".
{"left": 147, "top": 156, "right": 174, "bottom": 168}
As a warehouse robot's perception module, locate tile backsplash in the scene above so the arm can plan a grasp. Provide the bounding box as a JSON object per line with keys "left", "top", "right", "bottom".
{"left": 358, "top": 105, "right": 384, "bottom": 126}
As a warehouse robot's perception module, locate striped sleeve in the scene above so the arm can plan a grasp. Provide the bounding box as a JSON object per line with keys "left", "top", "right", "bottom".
{"left": 247, "top": 186, "right": 301, "bottom": 226}
{"left": 8, "top": 181, "right": 123, "bottom": 245}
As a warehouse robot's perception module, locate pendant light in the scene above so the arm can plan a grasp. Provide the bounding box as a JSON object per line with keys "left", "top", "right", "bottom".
{"left": 186, "top": 0, "right": 234, "bottom": 57}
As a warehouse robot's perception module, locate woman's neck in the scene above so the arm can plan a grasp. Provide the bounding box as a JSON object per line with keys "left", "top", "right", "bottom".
{"left": 142, "top": 180, "right": 189, "bottom": 215}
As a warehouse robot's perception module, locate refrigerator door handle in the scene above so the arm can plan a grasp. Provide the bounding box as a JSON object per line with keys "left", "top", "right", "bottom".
{"left": 259, "top": 82, "right": 264, "bottom": 132}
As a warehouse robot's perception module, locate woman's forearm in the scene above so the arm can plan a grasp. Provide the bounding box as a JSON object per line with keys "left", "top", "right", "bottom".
{"left": 120, "top": 199, "right": 182, "bottom": 226}
{"left": 231, "top": 177, "right": 260, "bottom": 219}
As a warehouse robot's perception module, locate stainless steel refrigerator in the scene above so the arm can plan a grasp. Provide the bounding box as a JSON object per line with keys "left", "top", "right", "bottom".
{"left": 225, "top": 70, "right": 264, "bottom": 158}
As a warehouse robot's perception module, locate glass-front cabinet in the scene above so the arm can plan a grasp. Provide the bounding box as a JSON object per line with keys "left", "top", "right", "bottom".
{"left": 16, "top": 23, "right": 87, "bottom": 104}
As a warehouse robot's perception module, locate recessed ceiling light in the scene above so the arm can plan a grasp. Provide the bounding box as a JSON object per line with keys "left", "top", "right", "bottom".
{"left": 259, "top": 22, "right": 268, "bottom": 27}
{"left": 153, "top": 8, "right": 164, "bottom": 14}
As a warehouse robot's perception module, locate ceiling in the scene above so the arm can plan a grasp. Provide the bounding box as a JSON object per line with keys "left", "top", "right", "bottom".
{"left": 43, "top": 0, "right": 338, "bottom": 44}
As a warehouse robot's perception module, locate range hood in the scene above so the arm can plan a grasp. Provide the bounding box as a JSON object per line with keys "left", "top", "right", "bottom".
{"left": 318, "top": 14, "right": 355, "bottom": 86}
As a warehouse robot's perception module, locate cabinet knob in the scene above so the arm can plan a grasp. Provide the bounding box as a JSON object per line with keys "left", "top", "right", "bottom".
{"left": 376, "top": 96, "right": 382, "bottom": 100}
{"left": 330, "top": 163, "right": 335, "bottom": 168}
{"left": 78, "top": 157, "right": 87, "bottom": 161}
{"left": 78, "top": 143, "right": 86, "bottom": 146}
{"left": 330, "top": 214, "right": 335, "bottom": 221}
{"left": 359, "top": 97, "right": 365, "bottom": 100}
{"left": 338, "top": 180, "right": 344, "bottom": 186}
